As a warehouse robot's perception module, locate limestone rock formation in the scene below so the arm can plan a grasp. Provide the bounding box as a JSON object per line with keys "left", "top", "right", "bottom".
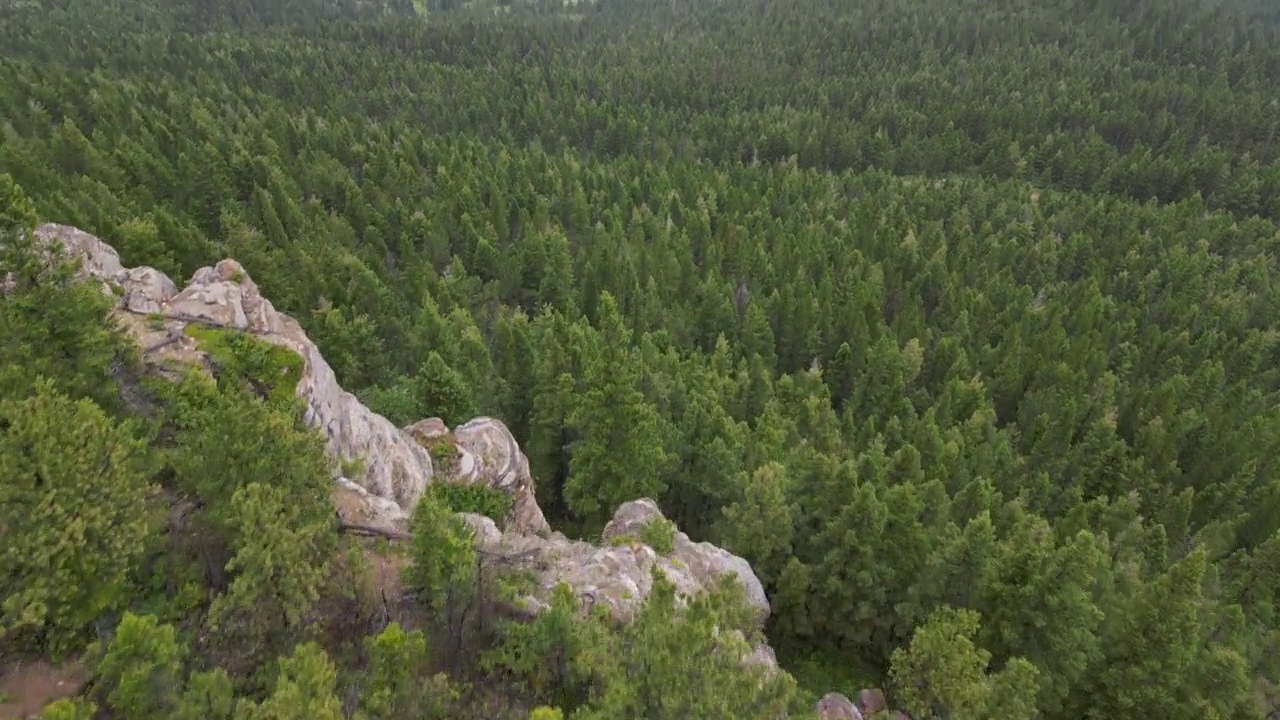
{"left": 858, "top": 688, "right": 887, "bottom": 716}
{"left": 406, "top": 417, "right": 550, "bottom": 536}
{"left": 815, "top": 692, "right": 863, "bottom": 720}
{"left": 36, "top": 223, "right": 437, "bottom": 514}
{"left": 33, "top": 223, "right": 780, "bottom": 667}
{"left": 333, "top": 478, "right": 411, "bottom": 535}
{"left": 462, "top": 498, "right": 769, "bottom": 625}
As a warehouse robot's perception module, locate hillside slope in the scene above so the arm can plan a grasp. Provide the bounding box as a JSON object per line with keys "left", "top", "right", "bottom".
{"left": 2, "top": 0, "right": 1279, "bottom": 716}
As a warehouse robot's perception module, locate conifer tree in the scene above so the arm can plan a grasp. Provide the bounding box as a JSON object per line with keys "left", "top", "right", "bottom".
{"left": 0, "top": 382, "right": 157, "bottom": 656}
{"left": 92, "top": 613, "right": 185, "bottom": 720}
{"left": 564, "top": 292, "right": 669, "bottom": 531}
{"left": 239, "top": 642, "right": 344, "bottom": 720}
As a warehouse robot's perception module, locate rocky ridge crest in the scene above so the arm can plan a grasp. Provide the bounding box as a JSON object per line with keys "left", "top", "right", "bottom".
{"left": 33, "top": 223, "right": 773, "bottom": 644}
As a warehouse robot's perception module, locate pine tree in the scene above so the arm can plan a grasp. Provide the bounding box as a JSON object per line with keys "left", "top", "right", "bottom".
{"left": 564, "top": 292, "right": 669, "bottom": 532}
{"left": 206, "top": 481, "right": 334, "bottom": 642}
{"left": 173, "top": 669, "right": 237, "bottom": 720}
{"left": 889, "top": 606, "right": 1039, "bottom": 720}
{"left": 91, "top": 613, "right": 185, "bottom": 720}
{"left": 1, "top": 176, "right": 137, "bottom": 412}
{"left": 414, "top": 350, "right": 478, "bottom": 426}
{"left": 360, "top": 622, "right": 455, "bottom": 719}
{"left": 714, "top": 462, "right": 794, "bottom": 587}
{"left": 0, "top": 382, "right": 157, "bottom": 656}
{"left": 574, "top": 569, "right": 797, "bottom": 720}
{"left": 406, "top": 490, "right": 476, "bottom": 613}
{"left": 239, "top": 642, "right": 344, "bottom": 720}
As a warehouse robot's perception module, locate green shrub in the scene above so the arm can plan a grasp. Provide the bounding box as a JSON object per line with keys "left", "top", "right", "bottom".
{"left": 40, "top": 699, "right": 97, "bottom": 720}
{"left": 639, "top": 517, "right": 677, "bottom": 554}
{"left": 427, "top": 481, "right": 514, "bottom": 524}
{"left": 609, "top": 517, "right": 677, "bottom": 555}
{"left": 0, "top": 382, "right": 158, "bottom": 657}
{"left": 427, "top": 439, "right": 457, "bottom": 475}
{"left": 184, "top": 325, "right": 303, "bottom": 405}
{"left": 340, "top": 454, "right": 367, "bottom": 479}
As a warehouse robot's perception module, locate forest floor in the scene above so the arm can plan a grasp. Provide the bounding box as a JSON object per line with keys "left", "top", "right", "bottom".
{"left": 0, "top": 659, "right": 88, "bottom": 719}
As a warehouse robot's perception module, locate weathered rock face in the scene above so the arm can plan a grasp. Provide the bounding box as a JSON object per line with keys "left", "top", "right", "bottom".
{"left": 333, "top": 478, "right": 411, "bottom": 535}
{"left": 34, "top": 224, "right": 780, "bottom": 667}
{"left": 462, "top": 498, "right": 769, "bottom": 625}
{"left": 858, "top": 688, "right": 887, "bottom": 716}
{"left": 36, "top": 223, "right": 437, "bottom": 516}
{"left": 406, "top": 417, "right": 550, "bottom": 537}
{"left": 604, "top": 499, "right": 769, "bottom": 619}
{"left": 815, "top": 692, "right": 864, "bottom": 720}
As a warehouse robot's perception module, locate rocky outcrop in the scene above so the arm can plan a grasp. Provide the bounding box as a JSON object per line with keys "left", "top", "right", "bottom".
{"left": 858, "top": 688, "right": 887, "bottom": 716}
{"left": 815, "top": 693, "right": 863, "bottom": 720}
{"left": 814, "top": 688, "right": 900, "bottom": 720}
{"left": 33, "top": 224, "right": 779, "bottom": 665}
{"left": 406, "top": 417, "right": 550, "bottom": 536}
{"left": 461, "top": 498, "right": 768, "bottom": 625}
{"left": 36, "top": 223, "right": 437, "bottom": 515}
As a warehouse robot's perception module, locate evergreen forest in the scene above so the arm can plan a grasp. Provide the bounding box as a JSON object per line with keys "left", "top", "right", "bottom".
{"left": 2, "top": 0, "right": 1279, "bottom": 717}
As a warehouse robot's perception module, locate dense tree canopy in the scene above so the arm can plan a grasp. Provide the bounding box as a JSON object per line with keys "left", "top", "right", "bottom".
{"left": 2, "top": 0, "right": 1279, "bottom": 716}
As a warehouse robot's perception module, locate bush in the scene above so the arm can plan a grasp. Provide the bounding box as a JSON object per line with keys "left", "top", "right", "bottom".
{"left": 427, "top": 480, "right": 514, "bottom": 524}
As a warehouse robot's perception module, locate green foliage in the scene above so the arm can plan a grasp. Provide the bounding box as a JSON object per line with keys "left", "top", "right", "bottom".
{"left": 1074, "top": 547, "right": 1258, "bottom": 720}
{"left": 164, "top": 368, "right": 334, "bottom": 550}
{"left": 582, "top": 570, "right": 797, "bottom": 719}
{"left": 238, "top": 642, "right": 344, "bottom": 720}
{"left": 0, "top": 172, "right": 37, "bottom": 230}
{"left": 638, "top": 516, "right": 677, "bottom": 555}
{"left": 529, "top": 707, "right": 564, "bottom": 720}
{"left": 889, "top": 606, "right": 1039, "bottom": 720}
{"left": 426, "top": 438, "right": 458, "bottom": 474}
{"left": 173, "top": 668, "right": 237, "bottom": 720}
{"left": 357, "top": 375, "right": 422, "bottom": 428}
{"left": 564, "top": 293, "right": 670, "bottom": 532}
{"left": 0, "top": 381, "right": 157, "bottom": 657}
{"left": 360, "top": 622, "right": 427, "bottom": 717}
{"left": 482, "top": 583, "right": 595, "bottom": 710}
{"left": 0, "top": 179, "right": 138, "bottom": 413}
{"left": 417, "top": 351, "right": 479, "bottom": 427}
{"left": 113, "top": 215, "right": 181, "bottom": 280}
{"left": 158, "top": 366, "right": 335, "bottom": 659}
{"left": 607, "top": 516, "right": 677, "bottom": 555}
{"left": 487, "top": 573, "right": 795, "bottom": 719}
{"left": 406, "top": 490, "right": 477, "bottom": 612}
{"left": 340, "top": 453, "right": 367, "bottom": 478}
{"left": 358, "top": 352, "right": 479, "bottom": 428}
{"left": 427, "top": 480, "right": 515, "bottom": 523}
{"left": 91, "top": 612, "right": 184, "bottom": 720}
{"left": 714, "top": 462, "right": 794, "bottom": 585}
{"left": 39, "top": 698, "right": 97, "bottom": 720}
{"left": 206, "top": 481, "right": 335, "bottom": 639}
{"left": 184, "top": 325, "right": 304, "bottom": 406}
{"left": 358, "top": 622, "right": 457, "bottom": 719}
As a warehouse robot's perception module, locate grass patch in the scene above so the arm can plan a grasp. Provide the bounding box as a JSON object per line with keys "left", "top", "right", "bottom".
{"left": 184, "top": 324, "right": 303, "bottom": 405}
{"left": 609, "top": 516, "right": 677, "bottom": 555}
{"left": 426, "top": 481, "right": 514, "bottom": 525}
{"left": 340, "top": 454, "right": 368, "bottom": 479}
{"left": 427, "top": 438, "right": 458, "bottom": 475}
